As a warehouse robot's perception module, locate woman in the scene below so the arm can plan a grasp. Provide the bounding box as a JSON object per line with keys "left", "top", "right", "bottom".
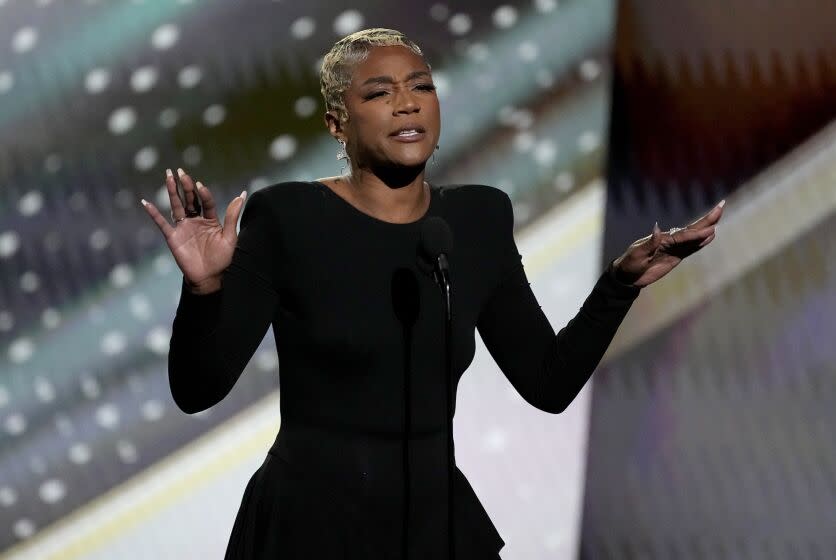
{"left": 141, "top": 28, "right": 722, "bottom": 559}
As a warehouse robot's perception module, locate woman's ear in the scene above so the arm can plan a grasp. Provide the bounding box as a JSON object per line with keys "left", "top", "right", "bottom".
{"left": 324, "top": 110, "right": 344, "bottom": 140}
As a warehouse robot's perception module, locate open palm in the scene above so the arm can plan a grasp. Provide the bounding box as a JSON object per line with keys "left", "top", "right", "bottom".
{"left": 613, "top": 200, "right": 725, "bottom": 288}
{"left": 141, "top": 168, "right": 247, "bottom": 293}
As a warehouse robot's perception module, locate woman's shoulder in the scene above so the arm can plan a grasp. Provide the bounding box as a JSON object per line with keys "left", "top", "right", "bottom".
{"left": 437, "top": 183, "right": 512, "bottom": 218}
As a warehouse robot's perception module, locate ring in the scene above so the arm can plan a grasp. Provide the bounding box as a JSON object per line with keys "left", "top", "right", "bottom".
{"left": 667, "top": 226, "right": 684, "bottom": 236}
{"left": 175, "top": 216, "right": 187, "bottom": 223}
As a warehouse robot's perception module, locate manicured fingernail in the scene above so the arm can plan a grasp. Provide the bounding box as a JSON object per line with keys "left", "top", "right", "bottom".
{"left": 141, "top": 199, "right": 148, "bottom": 206}
{"left": 166, "top": 168, "right": 173, "bottom": 177}
{"left": 718, "top": 199, "right": 726, "bottom": 208}
{"left": 196, "top": 181, "right": 203, "bottom": 190}
{"left": 240, "top": 190, "right": 247, "bottom": 200}
{"left": 654, "top": 221, "right": 659, "bottom": 231}
{"left": 177, "top": 167, "right": 185, "bottom": 177}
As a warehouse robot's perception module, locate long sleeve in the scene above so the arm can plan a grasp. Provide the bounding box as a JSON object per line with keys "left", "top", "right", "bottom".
{"left": 168, "top": 188, "right": 281, "bottom": 414}
{"left": 476, "top": 190, "right": 641, "bottom": 414}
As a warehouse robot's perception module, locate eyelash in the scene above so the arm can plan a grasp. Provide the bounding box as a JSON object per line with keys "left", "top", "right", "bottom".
{"left": 365, "top": 84, "right": 436, "bottom": 99}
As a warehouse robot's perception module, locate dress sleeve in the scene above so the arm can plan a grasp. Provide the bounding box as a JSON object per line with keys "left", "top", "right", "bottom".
{"left": 476, "top": 190, "right": 641, "bottom": 414}
{"left": 168, "top": 188, "right": 281, "bottom": 414}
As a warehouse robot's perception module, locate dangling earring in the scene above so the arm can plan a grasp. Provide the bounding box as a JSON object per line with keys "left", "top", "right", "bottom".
{"left": 337, "top": 139, "right": 350, "bottom": 175}
{"left": 432, "top": 144, "right": 439, "bottom": 166}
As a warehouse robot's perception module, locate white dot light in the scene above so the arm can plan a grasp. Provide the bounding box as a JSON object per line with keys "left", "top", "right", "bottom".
{"left": 80, "top": 375, "right": 101, "bottom": 399}
{"left": 293, "top": 96, "right": 317, "bottom": 118}
{"left": 38, "top": 479, "right": 66, "bottom": 504}
{"left": 0, "top": 231, "right": 20, "bottom": 258}
{"left": 34, "top": 377, "right": 55, "bottom": 402}
{"left": 20, "top": 271, "right": 40, "bottom": 293}
{"left": 448, "top": 13, "right": 471, "bottom": 35}
{"left": 42, "top": 307, "right": 61, "bottom": 329}
{"left": 333, "top": 10, "right": 364, "bottom": 35}
{"left": 0, "top": 311, "right": 12, "bottom": 331}
{"left": 0, "top": 486, "right": 17, "bottom": 507}
{"left": 178, "top": 65, "right": 202, "bottom": 88}
{"left": 108, "top": 106, "right": 137, "bottom": 135}
{"left": 117, "top": 439, "right": 139, "bottom": 463}
{"left": 18, "top": 191, "right": 44, "bottom": 216}
{"left": 13, "top": 518, "right": 35, "bottom": 539}
{"left": 203, "top": 104, "right": 226, "bottom": 126}
{"left": 533, "top": 139, "right": 558, "bottom": 166}
{"left": 89, "top": 228, "right": 111, "bottom": 250}
{"left": 290, "top": 17, "right": 315, "bottom": 39}
{"left": 96, "top": 403, "right": 120, "bottom": 429}
{"left": 151, "top": 23, "right": 179, "bottom": 50}
{"left": 429, "top": 4, "right": 449, "bottom": 21}
{"left": 518, "top": 41, "right": 539, "bottom": 62}
{"left": 129, "top": 293, "right": 152, "bottom": 320}
{"left": 554, "top": 171, "right": 574, "bottom": 193}
{"left": 4, "top": 412, "right": 26, "bottom": 435}
{"left": 110, "top": 263, "right": 134, "bottom": 287}
{"left": 492, "top": 5, "right": 518, "bottom": 28}
{"left": 578, "top": 130, "right": 600, "bottom": 152}
{"left": 130, "top": 65, "right": 158, "bottom": 92}
{"left": 8, "top": 337, "right": 34, "bottom": 364}
{"left": 145, "top": 326, "right": 170, "bottom": 355}
{"left": 579, "top": 59, "right": 601, "bottom": 81}
{"left": 159, "top": 107, "right": 179, "bottom": 128}
{"left": 68, "top": 442, "right": 91, "bottom": 464}
{"left": 134, "top": 146, "right": 158, "bottom": 171}
{"left": 535, "top": 0, "right": 557, "bottom": 12}
{"left": 0, "top": 71, "right": 14, "bottom": 94}
{"left": 84, "top": 68, "right": 110, "bottom": 94}
{"left": 44, "top": 153, "right": 62, "bottom": 173}
{"left": 12, "top": 27, "right": 38, "bottom": 53}
{"left": 141, "top": 399, "right": 165, "bottom": 421}
{"left": 269, "top": 134, "right": 297, "bottom": 161}
{"left": 101, "top": 331, "right": 127, "bottom": 356}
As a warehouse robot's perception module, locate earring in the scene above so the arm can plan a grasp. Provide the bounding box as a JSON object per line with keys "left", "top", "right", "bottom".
{"left": 337, "top": 139, "right": 350, "bottom": 175}
{"left": 432, "top": 144, "right": 439, "bottom": 166}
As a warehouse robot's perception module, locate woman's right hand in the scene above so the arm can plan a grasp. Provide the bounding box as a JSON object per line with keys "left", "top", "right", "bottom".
{"left": 141, "top": 167, "right": 247, "bottom": 294}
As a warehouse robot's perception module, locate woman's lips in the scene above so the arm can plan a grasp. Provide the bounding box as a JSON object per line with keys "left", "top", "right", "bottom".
{"left": 389, "top": 130, "right": 426, "bottom": 143}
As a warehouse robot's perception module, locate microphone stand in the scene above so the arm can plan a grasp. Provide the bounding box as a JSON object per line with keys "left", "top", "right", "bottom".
{"left": 433, "top": 253, "right": 455, "bottom": 560}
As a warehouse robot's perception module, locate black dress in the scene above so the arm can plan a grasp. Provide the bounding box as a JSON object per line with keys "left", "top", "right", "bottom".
{"left": 168, "top": 181, "right": 641, "bottom": 559}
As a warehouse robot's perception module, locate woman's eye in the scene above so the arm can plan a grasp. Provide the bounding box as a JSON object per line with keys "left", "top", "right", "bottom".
{"left": 416, "top": 84, "right": 436, "bottom": 92}
{"left": 366, "top": 91, "right": 388, "bottom": 99}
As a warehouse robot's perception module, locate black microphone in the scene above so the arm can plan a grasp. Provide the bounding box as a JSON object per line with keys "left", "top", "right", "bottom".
{"left": 418, "top": 217, "right": 453, "bottom": 295}
{"left": 418, "top": 217, "right": 457, "bottom": 560}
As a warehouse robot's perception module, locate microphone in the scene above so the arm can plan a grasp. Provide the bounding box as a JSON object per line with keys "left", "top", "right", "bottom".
{"left": 418, "top": 217, "right": 453, "bottom": 298}
{"left": 418, "top": 217, "right": 457, "bottom": 560}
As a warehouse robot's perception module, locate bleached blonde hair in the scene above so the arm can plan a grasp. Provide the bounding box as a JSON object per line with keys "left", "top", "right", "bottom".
{"left": 320, "top": 28, "right": 428, "bottom": 122}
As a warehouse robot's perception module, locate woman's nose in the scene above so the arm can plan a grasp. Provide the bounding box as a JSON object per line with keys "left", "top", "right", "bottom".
{"left": 393, "top": 90, "right": 420, "bottom": 114}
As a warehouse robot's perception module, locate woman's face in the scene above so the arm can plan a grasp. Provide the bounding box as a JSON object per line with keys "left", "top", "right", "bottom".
{"left": 333, "top": 45, "right": 441, "bottom": 172}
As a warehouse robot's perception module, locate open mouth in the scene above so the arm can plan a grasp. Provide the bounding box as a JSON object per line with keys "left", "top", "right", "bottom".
{"left": 390, "top": 126, "right": 427, "bottom": 141}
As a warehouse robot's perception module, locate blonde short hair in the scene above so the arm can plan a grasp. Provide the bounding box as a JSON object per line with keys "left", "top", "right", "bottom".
{"left": 320, "top": 28, "right": 428, "bottom": 122}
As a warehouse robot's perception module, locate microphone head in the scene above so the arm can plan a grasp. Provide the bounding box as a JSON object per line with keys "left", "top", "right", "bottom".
{"left": 419, "top": 216, "right": 453, "bottom": 258}
{"left": 417, "top": 217, "right": 453, "bottom": 276}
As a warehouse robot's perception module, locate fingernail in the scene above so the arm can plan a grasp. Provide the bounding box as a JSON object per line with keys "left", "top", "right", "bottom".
{"left": 141, "top": 199, "right": 148, "bottom": 206}
{"left": 240, "top": 190, "right": 247, "bottom": 200}
{"left": 196, "top": 181, "right": 203, "bottom": 190}
{"left": 177, "top": 167, "right": 185, "bottom": 177}
{"left": 718, "top": 199, "right": 726, "bottom": 208}
{"left": 166, "top": 168, "right": 173, "bottom": 177}
{"left": 654, "top": 221, "right": 659, "bottom": 231}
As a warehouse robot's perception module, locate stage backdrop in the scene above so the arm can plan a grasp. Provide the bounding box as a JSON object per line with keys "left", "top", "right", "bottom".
{"left": 0, "top": 1, "right": 618, "bottom": 558}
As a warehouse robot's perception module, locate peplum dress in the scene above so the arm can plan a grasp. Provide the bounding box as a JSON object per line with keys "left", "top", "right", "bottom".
{"left": 168, "top": 181, "right": 641, "bottom": 559}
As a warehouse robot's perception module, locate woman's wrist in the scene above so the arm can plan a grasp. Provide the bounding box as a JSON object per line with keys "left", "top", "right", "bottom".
{"left": 185, "top": 275, "right": 223, "bottom": 295}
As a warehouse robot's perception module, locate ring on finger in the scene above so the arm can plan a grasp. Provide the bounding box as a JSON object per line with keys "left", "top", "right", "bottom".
{"left": 667, "top": 226, "right": 684, "bottom": 236}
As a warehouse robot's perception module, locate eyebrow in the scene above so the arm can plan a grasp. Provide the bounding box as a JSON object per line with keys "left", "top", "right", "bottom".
{"left": 360, "top": 71, "right": 431, "bottom": 86}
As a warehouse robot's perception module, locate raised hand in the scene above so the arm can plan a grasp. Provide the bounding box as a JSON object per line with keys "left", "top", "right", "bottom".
{"left": 612, "top": 199, "right": 725, "bottom": 288}
{"left": 141, "top": 168, "right": 247, "bottom": 294}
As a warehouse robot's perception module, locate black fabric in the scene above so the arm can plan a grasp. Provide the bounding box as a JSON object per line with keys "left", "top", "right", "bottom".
{"left": 169, "top": 181, "right": 641, "bottom": 559}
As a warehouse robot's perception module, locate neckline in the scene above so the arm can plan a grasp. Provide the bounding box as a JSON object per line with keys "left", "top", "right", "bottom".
{"left": 312, "top": 180, "right": 436, "bottom": 227}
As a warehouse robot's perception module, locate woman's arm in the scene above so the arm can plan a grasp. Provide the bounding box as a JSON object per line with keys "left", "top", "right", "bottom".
{"left": 476, "top": 191, "right": 640, "bottom": 414}
{"left": 168, "top": 188, "right": 281, "bottom": 413}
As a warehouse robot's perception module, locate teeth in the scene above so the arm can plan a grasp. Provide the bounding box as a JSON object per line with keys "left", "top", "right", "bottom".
{"left": 397, "top": 130, "right": 419, "bottom": 136}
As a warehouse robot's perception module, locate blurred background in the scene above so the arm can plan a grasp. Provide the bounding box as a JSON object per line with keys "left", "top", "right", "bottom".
{"left": 0, "top": 0, "right": 833, "bottom": 558}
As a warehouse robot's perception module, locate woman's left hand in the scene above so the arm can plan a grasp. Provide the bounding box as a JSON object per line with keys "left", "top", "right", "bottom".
{"left": 612, "top": 199, "right": 725, "bottom": 288}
